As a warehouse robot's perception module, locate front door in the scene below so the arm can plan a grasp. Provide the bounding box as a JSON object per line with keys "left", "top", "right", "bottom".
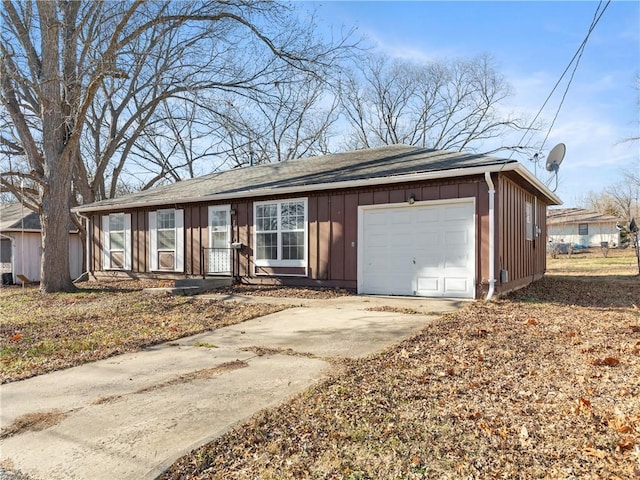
{"left": 208, "top": 205, "right": 231, "bottom": 275}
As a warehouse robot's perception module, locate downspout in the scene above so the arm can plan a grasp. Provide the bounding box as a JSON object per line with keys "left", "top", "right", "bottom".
{"left": 74, "top": 212, "right": 92, "bottom": 283}
{"left": 485, "top": 172, "right": 496, "bottom": 301}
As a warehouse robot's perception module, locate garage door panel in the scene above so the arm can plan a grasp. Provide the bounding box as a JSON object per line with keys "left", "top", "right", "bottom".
{"left": 360, "top": 200, "right": 475, "bottom": 298}
{"left": 416, "top": 276, "right": 439, "bottom": 294}
{"left": 444, "top": 253, "right": 469, "bottom": 269}
{"left": 445, "top": 205, "right": 472, "bottom": 220}
{"left": 415, "top": 208, "right": 440, "bottom": 223}
{"left": 444, "top": 229, "right": 469, "bottom": 245}
{"left": 390, "top": 209, "right": 412, "bottom": 225}
{"left": 365, "top": 211, "right": 389, "bottom": 226}
{"left": 443, "top": 277, "right": 470, "bottom": 293}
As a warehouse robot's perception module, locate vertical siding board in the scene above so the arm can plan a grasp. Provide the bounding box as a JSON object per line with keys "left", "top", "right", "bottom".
{"left": 389, "top": 189, "right": 405, "bottom": 204}
{"left": 247, "top": 202, "right": 254, "bottom": 276}
{"left": 373, "top": 190, "right": 389, "bottom": 205}
{"left": 132, "top": 211, "right": 139, "bottom": 272}
{"left": 130, "top": 212, "right": 138, "bottom": 273}
{"left": 422, "top": 185, "right": 439, "bottom": 201}
{"left": 237, "top": 201, "right": 249, "bottom": 277}
{"left": 358, "top": 191, "right": 373, "bottom": 206}
{"left": 440, "top": 184, "right": 458, "bottom": 199}
{"left": 317, "top": 196, "right": 330, "bottom": 280}
{"left": 308, "top": 196, "right": 319, "bottom": 280}
{"left": 131, "top": 211, "right": 138, "bottom": 273}
{"left": 538, "top": 200, "right": 547, "bottom": 274}
{"left": 92, "top": 214, "right": 100, "bottom": 271}
{"left": 458, "top": 182, "right": 477, "bottom": 199}
{"left": 185, "top": 206, "right": 193, "bottom": 275}
{"left": 193, "top": 205, "right": 206, "bottom": 276}
{"left": 344, "top": 193, "right": 359, "bottom": 281}
{"left": 330, "top": 194, "right": 345, "bottom": 280}
{"left": 477, "top": 182, "right": 488, "bottom": 288}
{"left": 139, "top": 210, "right": 148, "bottom": 273}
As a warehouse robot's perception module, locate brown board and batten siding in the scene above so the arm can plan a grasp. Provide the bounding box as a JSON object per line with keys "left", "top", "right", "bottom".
{"left": 497, "top": 175, "right": 549, "bottom": 294}
{"left": 228, "top": 175, "right": 490, "bottom": 293}
{"left": 87, "top": 172, "right": 550, "bottom": 298}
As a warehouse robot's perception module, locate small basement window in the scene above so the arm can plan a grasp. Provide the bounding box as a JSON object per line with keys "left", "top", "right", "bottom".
{"left": 578, "top": 223, "right": 588, "bottom": 235}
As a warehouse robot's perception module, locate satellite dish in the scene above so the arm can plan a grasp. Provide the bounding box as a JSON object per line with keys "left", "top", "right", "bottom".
{"left": 545, "top": 143, "right": 566, "bottom": 173}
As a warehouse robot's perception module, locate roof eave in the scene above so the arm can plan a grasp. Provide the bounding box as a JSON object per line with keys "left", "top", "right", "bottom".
{"left": 73, "top": 162, "right": 562, "bottom": 214}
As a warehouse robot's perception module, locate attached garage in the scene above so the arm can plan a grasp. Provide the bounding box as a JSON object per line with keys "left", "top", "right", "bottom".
{"left": 358, "top": 198, "right": 476, "bottom": 298}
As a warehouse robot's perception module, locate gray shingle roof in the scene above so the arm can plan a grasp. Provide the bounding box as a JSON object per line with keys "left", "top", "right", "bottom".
{"left": 0, "top": 203, "right": 41, "bottom": 231}
{"left": 547, "top": 208, "right": 619, "bottom": 225}
{"left": 75, "top": 144, "right": 547, "bottom": 212}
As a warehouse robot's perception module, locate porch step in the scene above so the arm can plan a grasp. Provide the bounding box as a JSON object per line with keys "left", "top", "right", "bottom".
{"left": 143, "top": 286, "right": 201, "bottom": 296}
{"left": 174, "top": 277, "right": 233, "bottom": 293}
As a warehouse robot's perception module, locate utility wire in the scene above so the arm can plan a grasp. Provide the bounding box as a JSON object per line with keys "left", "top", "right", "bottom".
{"left": 510, "top": 0, "right": 611, "bottom": 160}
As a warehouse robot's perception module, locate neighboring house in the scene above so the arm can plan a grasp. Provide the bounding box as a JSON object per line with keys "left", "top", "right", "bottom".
{"left": 547, "top": 208, "right": 620, "bottom": 248}
{"left": 73, "top": 145, "right": 562, "bottom": 299}
{"left": 0, "top": 203, "right": 83, "bottom": 284}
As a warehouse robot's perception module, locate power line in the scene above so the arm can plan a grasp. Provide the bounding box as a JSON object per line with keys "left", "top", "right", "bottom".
{"left": 510, "top": 0, "right": 612, "bottom": 160}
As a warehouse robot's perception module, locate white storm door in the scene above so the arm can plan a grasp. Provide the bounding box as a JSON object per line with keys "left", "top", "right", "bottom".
{"left": 208, "top": 205, "right": 231, "bottom": 275}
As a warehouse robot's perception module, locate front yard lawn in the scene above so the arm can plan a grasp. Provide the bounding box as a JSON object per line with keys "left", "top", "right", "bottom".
{"left": 159, "top": 253, "right": 640, "bottom": 479}
{"left": 0, "top": 281, "right": 285, "bottom": 384}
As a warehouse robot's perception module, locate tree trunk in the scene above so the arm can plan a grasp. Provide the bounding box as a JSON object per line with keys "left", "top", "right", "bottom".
{"left": 37, "top": 0, "right": 76, "bottom": 293}
{"left": 40, "top": 169, "right": 76, "bottom": 293}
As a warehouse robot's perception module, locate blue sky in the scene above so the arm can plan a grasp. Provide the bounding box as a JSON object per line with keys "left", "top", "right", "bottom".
{"left": 305, "top": 1, "right": 640, "bottom": 207}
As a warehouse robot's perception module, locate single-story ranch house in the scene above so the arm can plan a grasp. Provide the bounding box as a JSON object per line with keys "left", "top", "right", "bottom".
{"left": 547, "top": 208, "right": 620, "bottom": 248}
{"left": 73, "top": 145, "right": 562, "bottom": 299}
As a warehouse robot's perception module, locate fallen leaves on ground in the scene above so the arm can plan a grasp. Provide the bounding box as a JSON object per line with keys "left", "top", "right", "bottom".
{"left": 161, "top": 274, "right": 640, "bottom": 480}
{"left": 216, "top": 284, "right": 353, "bottom": 298}
{"left": 0, "top": 282, "right": 285, "bottom": 383}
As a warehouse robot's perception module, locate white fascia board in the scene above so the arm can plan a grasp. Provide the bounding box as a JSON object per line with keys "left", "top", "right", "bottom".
{"left": 507, "top": 163, "right": 563, "bottom": 205}
{"left": 73, "top": 163, "right": 562, "bottom": 214}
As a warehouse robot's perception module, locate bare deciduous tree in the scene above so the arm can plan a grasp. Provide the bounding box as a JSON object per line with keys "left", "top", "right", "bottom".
{"left": 339, "top": 53, "right": 527, "bottom": 153}
{"left": 0, "top": 0, "right": 353, "bottom": 292}
{"left": 210, "top": 74, "right": 340, "bottom": 168}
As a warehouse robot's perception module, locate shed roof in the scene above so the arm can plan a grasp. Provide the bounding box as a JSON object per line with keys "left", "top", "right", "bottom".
{"left": 0, "top": 203, "right": 41, "bottom": 231}
{"left": 74, "top": 144, "right": 562, "bottom": 213}
{"left": 547, "top": 208, "right": 619, "bottom": 225}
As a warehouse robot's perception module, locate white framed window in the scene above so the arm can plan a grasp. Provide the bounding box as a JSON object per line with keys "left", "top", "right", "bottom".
{"left": 102, "top": 213, "right": 131, "bottom": 270}
{"left": 578, "top": 223, "right": 588, "bottom": 235}
{"left": 254, "top": 198, "right": 307, "bottom": 267}
{"left": 525, "top": 201, "right": 533, "bottom": 241}
{"left": 149, "top": 209, "right": 184, "bottom": 271}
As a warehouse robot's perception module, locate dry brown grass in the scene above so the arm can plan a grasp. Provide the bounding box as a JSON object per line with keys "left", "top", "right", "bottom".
{"left": 0, "top": 410, "right": 72, "bottom": 439}
{"left": 160, "top": 250, "right": 640, "bottom": 480}
{"left": 0, "top": 281, "right": 285, "bottom": 384}
{"left": 547, "top": 246, "right": 640, "bottom": 277}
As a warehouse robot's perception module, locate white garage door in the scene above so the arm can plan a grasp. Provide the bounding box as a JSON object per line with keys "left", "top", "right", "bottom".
{"left": 358, "top": 199, "right": 475, "bottom": 298}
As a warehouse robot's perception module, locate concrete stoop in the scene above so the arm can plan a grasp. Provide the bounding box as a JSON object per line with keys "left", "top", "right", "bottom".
{"left": 143, "top": 277, "right": 233, "bottom": 296}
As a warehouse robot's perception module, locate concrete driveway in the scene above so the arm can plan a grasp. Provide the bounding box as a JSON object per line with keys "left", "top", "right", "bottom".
{"left": 0, "top": 294, "right": 463, "bottom": 480}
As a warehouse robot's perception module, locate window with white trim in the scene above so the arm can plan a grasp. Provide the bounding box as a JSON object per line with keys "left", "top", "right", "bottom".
{"left": 149, "top": 209, "right": 184, "bottom": 271}
{"left": 102, "top": 213, "right": 131, "bottom": 270}
{"left": 578, "top": 223, "right": 588, "bottom": 235}
{"left": 254, "top": 199, "right": 306, "bottom": 267}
